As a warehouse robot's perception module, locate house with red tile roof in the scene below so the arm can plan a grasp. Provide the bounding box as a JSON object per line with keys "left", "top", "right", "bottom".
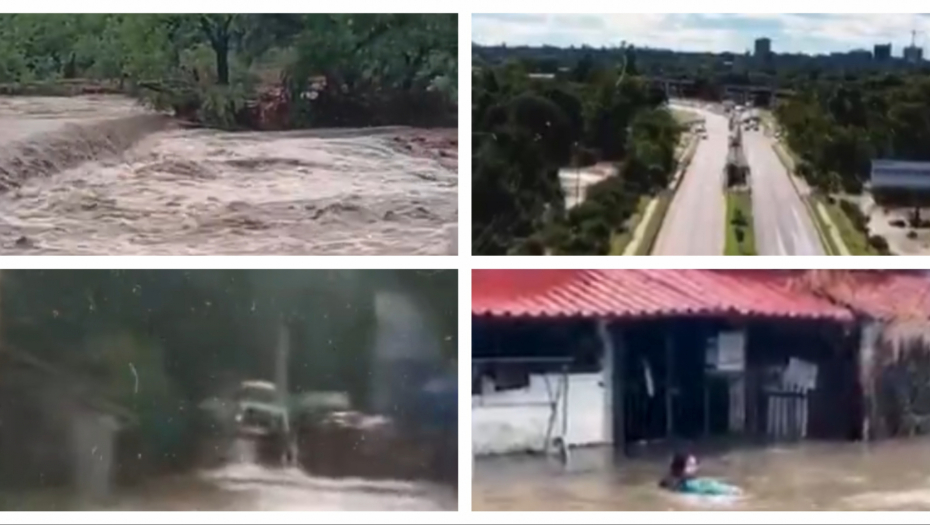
{"left": 472, "top": 270, "right": 930, "bottom": 456}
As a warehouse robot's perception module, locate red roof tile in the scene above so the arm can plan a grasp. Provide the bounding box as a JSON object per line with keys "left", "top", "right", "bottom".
{"left": 472, "top": 270, "right": 854, "bottom": 321}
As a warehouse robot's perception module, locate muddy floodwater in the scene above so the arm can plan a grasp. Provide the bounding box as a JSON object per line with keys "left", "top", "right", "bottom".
{"left": 114, "top": 456, "right": 455, "bottom": 511}
{"left": 6, "top": 438, "right": 455, "bottom": 511}
{"left": 473, "top": 439, "right": 930, "bottom": 511}
{"left": 0, "top": 96, "right": 457, "bottom": 255}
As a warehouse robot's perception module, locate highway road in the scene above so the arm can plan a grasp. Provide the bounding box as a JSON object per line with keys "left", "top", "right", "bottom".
{"left": 652, "top": 104, "right": 727, "bottom": 255}
{"left": 743, "top": 126, "right": 825, "bottom": 255}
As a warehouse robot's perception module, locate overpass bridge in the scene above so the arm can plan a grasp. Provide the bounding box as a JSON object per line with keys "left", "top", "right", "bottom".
{"left": 647, "top": 77, "right": 794, "bottom": 105}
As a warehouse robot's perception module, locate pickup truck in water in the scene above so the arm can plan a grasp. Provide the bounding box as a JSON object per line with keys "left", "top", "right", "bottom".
{"left": 233, "top": 380, "right": 295, "bottom": 466}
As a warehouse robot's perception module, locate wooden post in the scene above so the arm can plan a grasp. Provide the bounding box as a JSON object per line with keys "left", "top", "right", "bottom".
{"left": 561, "top": 363, "right": 570, "bottom": 444}
{"left": 598, "top": 319, "right": 627, "bottom": 458}
{"left": 665, "top": 330, "right": 674, "bottom": 439}
{"left": 859, "top": 320, "right": 882, "bottom": 440}
{"left": 597, "top": 319, "right": 614, "bottom": 445}
{"left": 607, "top": 322, "right": 627, "bottom": 459}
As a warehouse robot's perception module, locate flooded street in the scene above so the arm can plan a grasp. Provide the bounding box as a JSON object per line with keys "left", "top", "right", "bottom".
{"left": 0, "top": 96, "right": 457, "bottom": 255}
{"left": 10, "top": 438, "right": 456, "bottom": 512}
{"left": 111, "top": 439, "right": 456, "bottom": 511}
{"left": 473, "top": 439, "right": 930, "bottom": 511}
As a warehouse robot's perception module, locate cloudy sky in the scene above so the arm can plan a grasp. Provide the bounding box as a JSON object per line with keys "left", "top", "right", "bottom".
{"left": 472, "top": 14, "right": 930, "bottom": 55}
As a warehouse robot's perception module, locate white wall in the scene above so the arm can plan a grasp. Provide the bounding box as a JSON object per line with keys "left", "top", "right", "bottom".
{"left": 472, "top": 373, "right": 608, "bottom": 456}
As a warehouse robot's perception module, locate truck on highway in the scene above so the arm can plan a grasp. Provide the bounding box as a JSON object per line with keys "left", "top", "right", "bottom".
{"left": 725, "top": 140, "right": 750, "bottom": 189}
{"left": 729, "top": 125, "right": 742, "bottom": 148}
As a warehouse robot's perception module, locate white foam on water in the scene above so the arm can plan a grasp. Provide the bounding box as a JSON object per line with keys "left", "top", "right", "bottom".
{"left": 0, "top": 96, "right": 457, "bottom": 255}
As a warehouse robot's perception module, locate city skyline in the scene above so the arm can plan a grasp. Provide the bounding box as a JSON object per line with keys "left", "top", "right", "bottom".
{"left": 472, "top": 14, "right": 930, "bottom": 55}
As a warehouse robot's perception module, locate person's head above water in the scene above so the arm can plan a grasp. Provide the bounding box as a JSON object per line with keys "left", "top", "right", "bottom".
{"left": 659, "top": 451, "right": 699, "bottom": 490}
{"left": 669, "top": 452, "right": 699, "bottom": 479}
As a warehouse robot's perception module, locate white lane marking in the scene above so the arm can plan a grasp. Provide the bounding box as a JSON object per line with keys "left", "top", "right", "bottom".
{"left": 775, "top": 222, "right": 788, "bottom": 255}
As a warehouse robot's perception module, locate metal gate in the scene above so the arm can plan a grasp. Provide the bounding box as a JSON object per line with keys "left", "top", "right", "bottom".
{"left": 764, "top": 385, "right": 809, "bottom": 441}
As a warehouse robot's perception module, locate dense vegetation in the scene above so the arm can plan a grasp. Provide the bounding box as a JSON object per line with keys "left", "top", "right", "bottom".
{"left": 477, "top": 43, "right": 930, "bottom": 253}
{"left": 0, "top": 269, "right": 456, "bottom": 488}
{"left": 0, "top": 14, "right": 457, "bottom": 129}
{"left": 475, "top": 43, "right": 930, "bottom": 197}
{"left": 472, "top": 52, "right": 682, "bottom": 255}
{"left": 774, "top": 76, "right": 930, "bottom": 195}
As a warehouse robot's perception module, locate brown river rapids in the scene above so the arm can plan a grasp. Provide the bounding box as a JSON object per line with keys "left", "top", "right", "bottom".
{"left": 0, "top": 96, "right": 458, "bottom": 255}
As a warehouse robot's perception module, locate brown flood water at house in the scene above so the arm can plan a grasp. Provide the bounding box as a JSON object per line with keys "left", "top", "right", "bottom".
{"left": 473, "top": 439, "right": 930, "bottom": 511}
{"left": 0, "top": 96, "right": 457, "bottom": 255}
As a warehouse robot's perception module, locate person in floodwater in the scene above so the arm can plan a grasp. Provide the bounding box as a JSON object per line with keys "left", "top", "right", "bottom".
{"left": 658, "top": 452, "right": 742, "bottom": 496}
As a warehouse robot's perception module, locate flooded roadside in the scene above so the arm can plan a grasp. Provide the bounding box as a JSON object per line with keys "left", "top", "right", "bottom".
{"left": 0, "top": 96, "right": 457, "bottom": 255}
{"left": 111, "top": 464, "right": 455, "bottom": 511}
{"left": 3, "top": 439, "right": 455, "bottom": 511}
{"left": 473, "top": 439, "right": 930, "bottom": 511}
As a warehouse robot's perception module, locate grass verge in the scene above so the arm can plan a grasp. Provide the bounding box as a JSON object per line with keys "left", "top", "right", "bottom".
{"left": 633, "top": 190, "right": 673, "bottom": 255}
{"left": 671, "top": 108, "right": 700, "bottom": 125}
{"left": 725, "top": 191, "right": 757, "bottom": 255}
{"left": 804, "top": 194, "right": 843, "bottom": 256}
{"left": 814, "top": 195, "right": 881, "bottom": 255}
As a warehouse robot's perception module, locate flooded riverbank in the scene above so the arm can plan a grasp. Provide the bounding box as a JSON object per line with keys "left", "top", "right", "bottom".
{"left": 0, "top": 95, "right": 146, "bottom": 142}
{"left": 0, "top": 96, "right": 457, "bottom": 255}
{"left": 473, "top": 439, "right": 930, "bottom": 511}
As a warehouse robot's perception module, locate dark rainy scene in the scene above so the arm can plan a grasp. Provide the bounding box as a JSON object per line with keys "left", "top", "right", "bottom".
{"left": 0, "top": 14, "right": 458, "bottom": 255}
{"left": 473, "top": 269, "right": 930, "bottom": 511}
{"left": 0, "top": 269, "right": 457, "bottom": 511}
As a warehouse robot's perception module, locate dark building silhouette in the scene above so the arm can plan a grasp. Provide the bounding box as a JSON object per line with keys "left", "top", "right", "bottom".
{"left": 754, "top": 37, "right": 772, "bottom": 59}
{"left": 874, "top": 43, "right": 892, "bottom": 61}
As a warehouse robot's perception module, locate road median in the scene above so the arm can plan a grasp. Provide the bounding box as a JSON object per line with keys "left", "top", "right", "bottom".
{"left": 724, "top": 190, "right": 756, "bottom": 255}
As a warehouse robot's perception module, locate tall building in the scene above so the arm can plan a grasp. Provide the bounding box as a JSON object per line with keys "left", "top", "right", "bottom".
{"left": 754, "top": 37, "right": 772, "bottom": 58}
{"left": 874, "top": 43, "right": 892, "bottom": 61}
{"left": 904, "top": 44, "right": 924, "bottom": 63}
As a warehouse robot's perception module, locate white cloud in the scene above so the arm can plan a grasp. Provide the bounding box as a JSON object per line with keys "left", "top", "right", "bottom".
{"left": 472, "top": 13, "right": 930, "bottom": 54}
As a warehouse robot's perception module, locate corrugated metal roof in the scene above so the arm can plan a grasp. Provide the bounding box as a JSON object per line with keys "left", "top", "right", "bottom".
{"left": 716, "top": 270, "right": 930, "bottom": 321}
{"left": 871, "top": 159, "right": 930, "bottom": 189}
{"left": 472, "top": 270, "right": 854, "bottom": 321}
